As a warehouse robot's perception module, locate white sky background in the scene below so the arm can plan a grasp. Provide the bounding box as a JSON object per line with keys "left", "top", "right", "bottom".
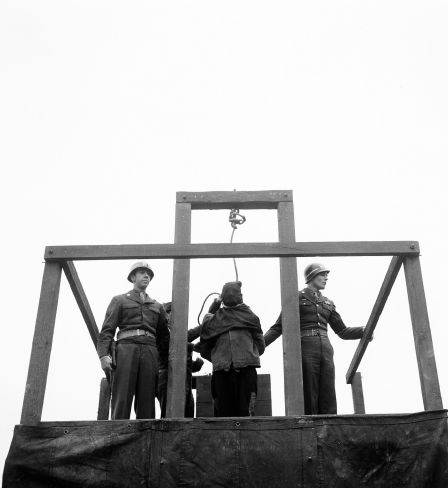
{"left": 1, "top": 0, "right": 448, "bottom": 471}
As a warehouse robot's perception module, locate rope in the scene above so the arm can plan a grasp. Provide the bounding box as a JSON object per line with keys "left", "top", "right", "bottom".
{"left": 197, "top": 292, "right": 221, "bottom": 325}
{"left": 229, "top": 208, "right": 246, "bottom": 282}
{"left": 230, "top": 227, "right": 239, "bottom": 281}
{"left": 196, "top": 208, "right": 247, "bottom": 326}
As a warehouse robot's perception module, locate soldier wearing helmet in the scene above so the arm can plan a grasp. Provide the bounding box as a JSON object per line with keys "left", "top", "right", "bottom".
{"left": 264, "top": 263, "right": 366, "bottom": 414}
{"left": 97, "top": 262, "right": 170, "bottom": 419}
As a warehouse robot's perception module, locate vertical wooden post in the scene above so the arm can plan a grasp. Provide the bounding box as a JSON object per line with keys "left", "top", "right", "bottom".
{"left": 351, "top": 372, "right": 366, "bottom": 414}
{"left": 21, "top": 262, "right": 62, "bottom": 425}
{"left": 403, "top": 256, "right": 443, "bottom": 410}
{"left": 97, "top": 377, "right": 111, "bottom": 420}
{"left": 277, "top": 202, "right": 304, "bottom": 415}
{"left": 166, "top": 202, "right": 192, "bottom": 417}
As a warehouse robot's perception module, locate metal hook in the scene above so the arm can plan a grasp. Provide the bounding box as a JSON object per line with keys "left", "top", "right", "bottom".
{"left": 229, "top": 209, "right": 246, "bottom": 229}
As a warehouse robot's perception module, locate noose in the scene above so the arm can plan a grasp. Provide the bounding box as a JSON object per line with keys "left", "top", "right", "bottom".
{"left": 196, "top": 208, "right": 247, "bottom": 325}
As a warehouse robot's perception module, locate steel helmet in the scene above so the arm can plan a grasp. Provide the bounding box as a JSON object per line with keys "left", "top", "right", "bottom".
{"left": 304, "top": 263, "right": 330, "bottom": 284}
{"left": 127, "top": 261, "right": 154, "bottom": 282}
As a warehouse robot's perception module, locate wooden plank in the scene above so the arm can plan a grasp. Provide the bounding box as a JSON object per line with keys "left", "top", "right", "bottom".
{"left": 62, "top": 260, "right": 99, "bottom": 349}
{"left": 351, "top": 372, "right": 366, "bottom": 414}
{"left": 346, "top": 256, "right": 403, "bottom": 383}
{"left": 45, "top": 241, "right": 420, "bottom": 261}
{"left": 21, "top": 262, "right": 62, "bottom": 425}
{"left": 403, "top": 256, "right": 443, "bottom": 410}
{"left": 195, "top": 376, "right": 213, "bottom": 417}
{"left": 176, "top": 190, "right": 292, "bottom": 209}
{"left": 278, "top": 201, "right": 304, "bottom": 415}
{"left": 256, "top": 374, "right": 273, "bottom": 416}
{"left": 166, "top": 202, "right": 191, "bottom": 418}
{"left": 97, "top": 377, "right": 111, "bottom": 420}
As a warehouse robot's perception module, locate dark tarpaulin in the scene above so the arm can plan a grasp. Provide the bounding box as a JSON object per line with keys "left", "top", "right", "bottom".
{"left": 3, "top": 411, "right": 448, "bottom": 488}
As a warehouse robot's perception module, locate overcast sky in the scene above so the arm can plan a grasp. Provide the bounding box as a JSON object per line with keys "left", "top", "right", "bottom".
{"left": 1, "top": 0, "right": 448, "bottom": 471}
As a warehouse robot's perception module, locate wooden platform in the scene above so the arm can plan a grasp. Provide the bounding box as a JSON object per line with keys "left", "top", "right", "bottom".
{"left": 4, "top": 411, "right": 448, "bottom": 487}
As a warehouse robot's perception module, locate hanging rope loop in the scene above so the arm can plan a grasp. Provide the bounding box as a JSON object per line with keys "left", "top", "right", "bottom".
{"left": 196, "top": 207, "right": 247, "bottom": 325}
{"left": 197, "top": 292, "right": 221, "bottom": 326}
{"left": 228, "top": 208, "right": 246, "bottom": 281}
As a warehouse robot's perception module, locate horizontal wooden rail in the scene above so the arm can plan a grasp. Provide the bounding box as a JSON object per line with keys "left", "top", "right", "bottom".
{"left": 176, "top": 190, "right": 292, "bottom": 209}
{"left": 45, "top": 241, "right": 420, "bottom": 262}
{"left": 346, "top": 256, "right": 403, "bottom": 383}
{"left": 62, "top": 261, "right": 99, "bottom": 348}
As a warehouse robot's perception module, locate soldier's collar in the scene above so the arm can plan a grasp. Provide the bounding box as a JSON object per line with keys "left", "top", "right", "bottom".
{"left": 301, "top": 287, "right": 326, "bottom": 303}
{"left": 302, "top": 287, "right": 320, "bottom": 297}
{"left": 127, "top": 289, "right": 155, "bottom": 303}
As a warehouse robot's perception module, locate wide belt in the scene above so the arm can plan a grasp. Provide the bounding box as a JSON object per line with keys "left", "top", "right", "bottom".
{"left": 117, "top": 328, "right": 155, "bottom": 340}
{"left": 301, "top": 329, "right": 327, "bottom": 338}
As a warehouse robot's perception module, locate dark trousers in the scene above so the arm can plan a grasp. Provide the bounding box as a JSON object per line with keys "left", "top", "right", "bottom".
{"left": 212, "top": 367, "right": 257, "bottom": 417}
{"left": 111, "top": 342, "right": 159, "bottom": 419}
{"left": 158, "top": 369, "right": 195, "bottom": 418}
{"left": 301, "top": 336, "right": 336, "bottom": 414}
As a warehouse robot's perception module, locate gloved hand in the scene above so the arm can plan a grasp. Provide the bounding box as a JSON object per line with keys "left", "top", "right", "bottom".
{"left": 100, "top": 355, "right": 113, "bottom": 373}
{"left": 208, "top": 297, "right": 222, "bottom": 314}
{"left": 192, "top": 357, "right": 204, "bottom": 373}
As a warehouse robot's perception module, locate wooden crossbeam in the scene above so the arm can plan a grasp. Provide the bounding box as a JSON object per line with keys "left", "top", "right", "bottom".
{"left": 176, "top": 190, "right": 292, "bottom": 209}
{"left": 45, "top": 241, "right": 420, "bottom": 261}
{"left": 62, "top": 261, "right": 99, "bottom": 349}
{"left": 346, "top": 256, "right": 403, "bottom": 383}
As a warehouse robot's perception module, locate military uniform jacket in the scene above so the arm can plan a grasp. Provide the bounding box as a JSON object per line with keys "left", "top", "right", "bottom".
{"left": 97, "top": 289, "right": 170, "bottom": 359}
{"left": 264, "top": 287, "right": 364, "bottom": 346}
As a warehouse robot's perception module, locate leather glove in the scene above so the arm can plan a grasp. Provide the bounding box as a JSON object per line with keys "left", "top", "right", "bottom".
{"left": 192, "top": 357, "right": 205, "bottom": 373}
{"left": 208, "top": 297, "right": 222, "bottom": 314}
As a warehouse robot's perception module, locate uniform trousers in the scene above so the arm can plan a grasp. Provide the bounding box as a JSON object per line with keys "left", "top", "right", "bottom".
{"left": 301, "top": 335, "right": 336, "bottom": 414}
{"left": 111, "top": 341, "right": 159, "bottom": 419}
{"left": 211, "top": 367, "right": 257, "bottom": 417}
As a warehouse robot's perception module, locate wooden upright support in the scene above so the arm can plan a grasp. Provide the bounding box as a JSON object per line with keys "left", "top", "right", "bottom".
{"left": 277, "top": 202, "right": 304, "bottom": 415}
{"left": 97, "top": 377, "right": 111, "bottom": 420}
{"left": 351, "top": 372, "right": 366, "bottom": 414}
{"left": 21, "top": 262, "right": 62, "bottom": 425}
{"left": 166, "top": 202, "right": 192, "bottom": 417}
{"left": 403, "top": 256, "right": 443, "bottom": 411}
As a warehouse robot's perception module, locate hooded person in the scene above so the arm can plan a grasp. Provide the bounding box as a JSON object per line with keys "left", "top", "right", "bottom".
{"left": 199, "top": 281, "right": 265, "bottom": 417}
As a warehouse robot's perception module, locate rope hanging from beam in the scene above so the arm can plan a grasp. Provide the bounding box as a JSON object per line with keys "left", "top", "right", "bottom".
{"left": 228, "top": 208, "right": 246, "bottom": 282}
{"left": 196, "top": 208, "right": 247, "bottom": 326}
